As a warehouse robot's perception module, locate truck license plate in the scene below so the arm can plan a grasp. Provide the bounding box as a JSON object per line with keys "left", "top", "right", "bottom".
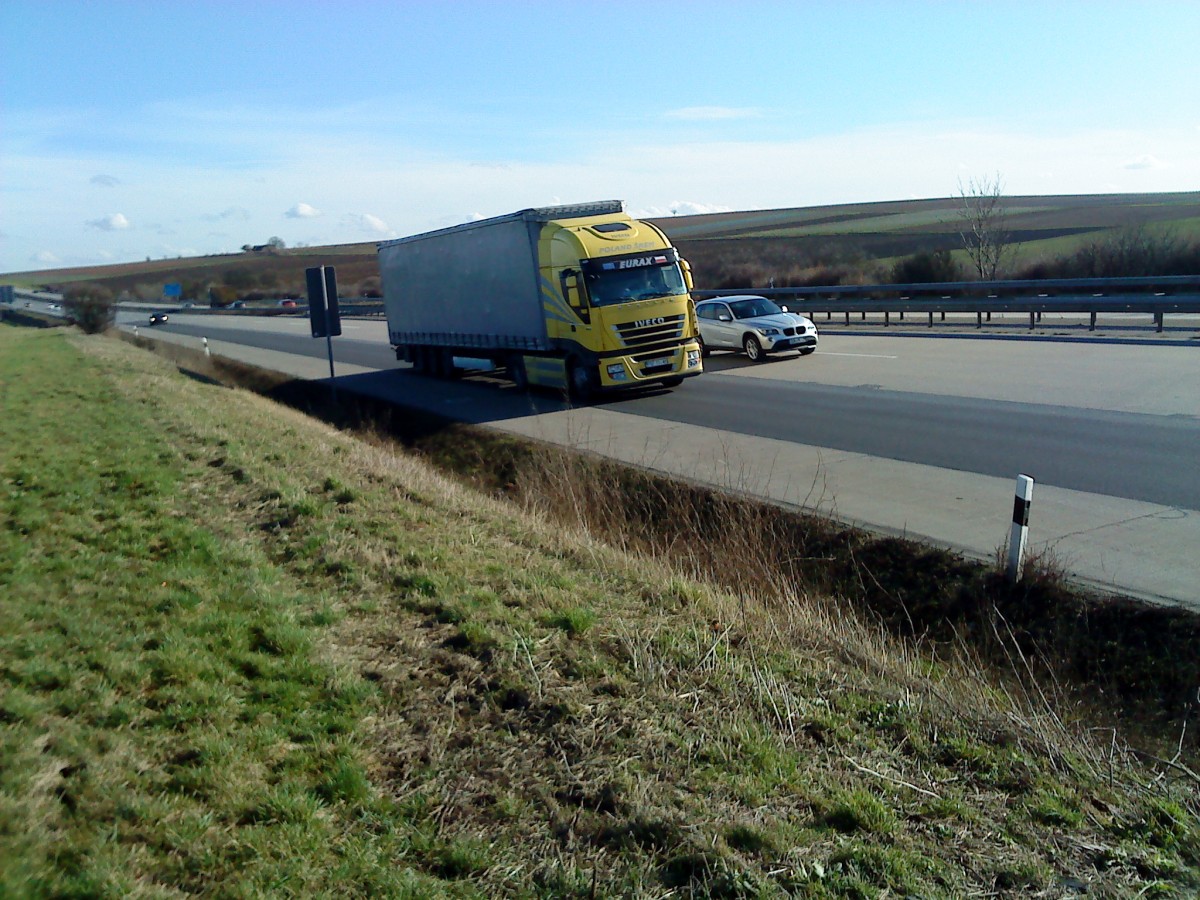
{"left": 643, "top": 357, "right": 671, "bottom": 368}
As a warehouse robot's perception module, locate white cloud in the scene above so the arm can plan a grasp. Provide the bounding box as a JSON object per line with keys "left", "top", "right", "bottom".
{"left": 90, "top": 174, "right": 120, "bottom": 187}
{"left": 342, "top": 212, "right": 393, "bottom": 235}
{"left": 635, "top": 201, "right": 736, "bottom": 217}
{"left": 1123, "top": 154, "right": 1164, "bottom": 171}
{"left": 665, "top": 106, "right": 759, "bottom": 121}
{"left": 85, "top": 213, "right": 131, "bottom": 231}
{"left": 32, "top": 250, "right": 61, "bottom": 264}
{"left": 204, "top": 206, "right": 251, "bottom": 222}
{"left": 286, "top": 202, "right": 320, "bottom": 218}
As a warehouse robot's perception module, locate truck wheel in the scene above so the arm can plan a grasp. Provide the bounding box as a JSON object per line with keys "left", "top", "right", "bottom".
{"left": 743, "top": 335, "right": 764, "bottom": 361}
{"left": 566, "top": 359, "right": 595, "bottom": 402}
{"left": 697, "top": 334, "right": 710, "bottom": 358}
{"left": 660, "top": 376, "right": 684, "bottom": 388}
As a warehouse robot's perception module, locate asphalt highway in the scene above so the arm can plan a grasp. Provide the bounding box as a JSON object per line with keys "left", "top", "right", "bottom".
{"left": 146, "top": 315, "right": 1200, "bottom": 510}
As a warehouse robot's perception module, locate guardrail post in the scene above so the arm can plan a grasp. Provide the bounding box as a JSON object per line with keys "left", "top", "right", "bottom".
{"left": 928, "top": 312, "right": 934, "bottom": 327}
{"left": 1155, "top": 312, "right": 1164, "bottom": 333}
{"left": 1029, "top": 312, "right": 1036, "bottom": 330}
{"left": 1089, "top": 312, "right": 1097, "bottom": 331}
{"left": 884, "top": 311, "right": 890, "bottom": 327}
{"left": 977, "top": 312, "right": 982, "bottom": 328}
{"left": 203, "top": 337, "right": 210, "bottom": 357}
{"left": 1006, "top": 474, "right": 1035, "bottom": 582}
{"left": 844, "top": 312, "right": 850, "bottom": 326}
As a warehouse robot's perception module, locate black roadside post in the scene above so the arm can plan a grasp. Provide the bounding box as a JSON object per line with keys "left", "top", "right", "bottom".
{"left": 306, "top": 266, "right": 342, "bottom": 404}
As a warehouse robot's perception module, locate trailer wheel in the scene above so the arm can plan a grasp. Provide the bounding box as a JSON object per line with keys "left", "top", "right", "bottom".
{"left": 508, "top": 355, "right": 528, "bottom": 390}
{"left": 434, "top": 348, "right": 460, "bottom": 379}
{"left": 411, "top": 346, "right": 429, "bottom": 374}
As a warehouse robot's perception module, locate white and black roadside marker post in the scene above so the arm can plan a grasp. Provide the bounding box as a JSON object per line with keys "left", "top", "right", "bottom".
{"left": 1006, "top": 474, "right": 1035, "bottom": 582}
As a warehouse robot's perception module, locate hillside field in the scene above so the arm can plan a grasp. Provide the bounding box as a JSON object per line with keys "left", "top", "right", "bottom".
{"left": 5, "top": 192, "right": 1198, "bottom": 300}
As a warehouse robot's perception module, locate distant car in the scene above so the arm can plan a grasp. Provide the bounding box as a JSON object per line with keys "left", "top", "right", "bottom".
{"left": 229, "top": 301, "right": 246, "bottom": 309}
{"left": 149, "top": 312, "right": 169, "bottom": 326}
{"left": 181, "top": 301, "right": 195, "bottom": 308}
{"left": 694, "top": 295, "right": 818, "bottom": 361}
{"left": 277, "top": 299, "right": 297, "bottom": 307}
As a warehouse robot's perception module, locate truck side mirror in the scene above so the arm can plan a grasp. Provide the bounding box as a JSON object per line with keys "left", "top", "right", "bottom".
{"left": 680, "top": 258, "right": 694, "bottom": 292}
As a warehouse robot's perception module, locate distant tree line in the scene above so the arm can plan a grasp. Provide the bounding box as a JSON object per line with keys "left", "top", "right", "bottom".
{"left": 686, "top": 225, "right": 1199, "bottom": 290}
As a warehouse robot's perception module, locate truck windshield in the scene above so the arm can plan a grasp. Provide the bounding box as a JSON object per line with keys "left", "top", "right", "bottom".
{"left": 586, "top": 263, "right": 687, "bottom": 307}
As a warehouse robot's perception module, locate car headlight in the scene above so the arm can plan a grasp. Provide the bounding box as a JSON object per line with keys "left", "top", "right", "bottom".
{"left": 757, "top": 327, "right": 780, "bottom": 336}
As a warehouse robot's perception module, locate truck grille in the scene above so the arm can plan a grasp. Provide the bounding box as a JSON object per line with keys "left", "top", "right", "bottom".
{"left": 613, "top": 314, "right": 685, "bottom": 347}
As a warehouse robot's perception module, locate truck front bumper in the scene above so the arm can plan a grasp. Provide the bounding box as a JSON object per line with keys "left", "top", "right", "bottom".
{"left": 598, "top": 342, "right": 702, "bottom": 389}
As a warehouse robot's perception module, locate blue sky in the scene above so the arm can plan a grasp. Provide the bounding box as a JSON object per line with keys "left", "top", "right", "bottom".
{"left": 2, "top": 0, "right": 1198, "bottom": 273}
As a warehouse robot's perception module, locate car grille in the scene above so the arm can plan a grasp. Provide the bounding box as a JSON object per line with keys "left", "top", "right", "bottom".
{"left": 783, "top": 325, "right": 807, "bottom": 336}
{"left": 613, "top": 315, "right": 685, "bottom": 347}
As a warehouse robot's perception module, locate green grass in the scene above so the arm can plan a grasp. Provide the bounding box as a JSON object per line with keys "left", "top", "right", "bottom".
{"left": 0, "top": 330, "right": 455, "bottom": 897}
{"left": 3, "top": 325, "right": 1199, "bottom": 897}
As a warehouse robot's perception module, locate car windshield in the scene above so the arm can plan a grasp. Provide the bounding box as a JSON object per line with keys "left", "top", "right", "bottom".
{"left": 586, "top": 263, "right": 687, "bottom": 308}
{"left": 728, "top": 297, "right": 783, "bottom": 319}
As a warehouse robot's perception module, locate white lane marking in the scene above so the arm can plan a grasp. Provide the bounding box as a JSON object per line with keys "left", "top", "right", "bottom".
{"left": 820, "top": 352, "right": 898, "bottom": 359}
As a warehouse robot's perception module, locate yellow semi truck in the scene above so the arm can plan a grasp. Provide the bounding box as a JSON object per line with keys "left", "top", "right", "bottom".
{"left": 377, "top": 201, "right": 702, "bottom": 398}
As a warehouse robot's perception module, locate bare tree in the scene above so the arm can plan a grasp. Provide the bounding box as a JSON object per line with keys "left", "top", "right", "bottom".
{"left": 957, "top": 174, "right": 1012, "bottom": 280}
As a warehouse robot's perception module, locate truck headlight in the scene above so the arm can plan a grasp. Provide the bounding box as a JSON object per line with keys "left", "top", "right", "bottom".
{"left": 607, "top": 363, "right": 628, "bottom": 381}
{"left": 687, "top": 349, "right": 700, "bottom": 367}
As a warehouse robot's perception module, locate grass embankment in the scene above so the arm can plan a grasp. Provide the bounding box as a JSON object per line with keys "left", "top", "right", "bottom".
{"left": 2, "top": 326, "right": 1199, "bottom": 897}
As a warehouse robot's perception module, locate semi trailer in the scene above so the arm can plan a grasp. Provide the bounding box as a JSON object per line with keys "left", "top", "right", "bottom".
{"left": 377, "top": 201, "right": 702, "bottom": 398}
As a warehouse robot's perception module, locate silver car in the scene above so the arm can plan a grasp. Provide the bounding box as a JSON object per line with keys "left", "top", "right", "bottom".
{"left": 694, "top": 295, "right": 818, "bottom": 361}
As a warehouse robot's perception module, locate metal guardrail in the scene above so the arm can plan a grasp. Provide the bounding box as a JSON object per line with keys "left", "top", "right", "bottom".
{"left": 693, "top": 276, "right": 1200, "bottom": 332}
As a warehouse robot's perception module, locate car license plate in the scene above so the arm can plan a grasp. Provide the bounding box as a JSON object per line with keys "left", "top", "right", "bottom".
{"left": 643, "top": 357, "right": 671, "bottom": 368}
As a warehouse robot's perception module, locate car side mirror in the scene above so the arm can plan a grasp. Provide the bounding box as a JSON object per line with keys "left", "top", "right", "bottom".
{"left": 718, "top": 314, "right": 732, "bottom": 322}
{"left": 781, "top": 305, "right": 789, "bottom": 312}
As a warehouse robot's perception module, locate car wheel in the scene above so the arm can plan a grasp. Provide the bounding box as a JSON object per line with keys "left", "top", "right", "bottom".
{"left": 799, "top": 347, "right": 816, "bottom": 356}
{"left": 743, "top": 335, "right": 764, "bottom": 361}
{"left": 697, "top": 333, "right": 710, "bottom": 358}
